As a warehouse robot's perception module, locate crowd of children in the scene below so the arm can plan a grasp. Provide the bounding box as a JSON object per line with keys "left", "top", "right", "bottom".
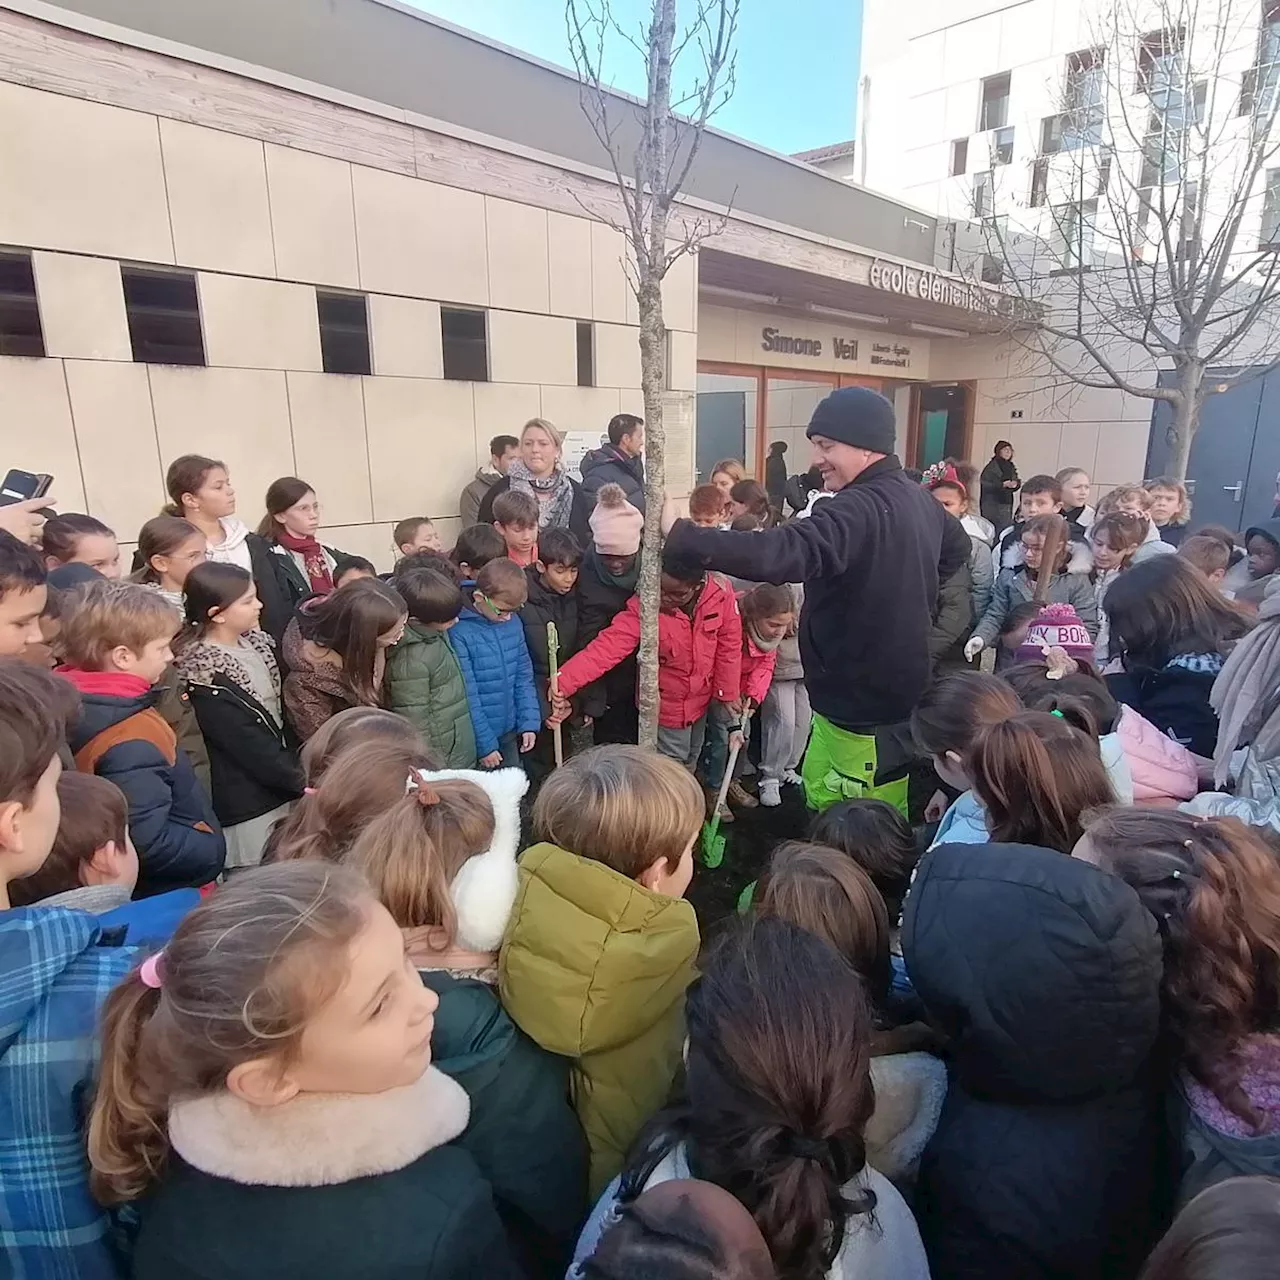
{"left": 4, "top": 430, "right": 1280, "bottom": 1280}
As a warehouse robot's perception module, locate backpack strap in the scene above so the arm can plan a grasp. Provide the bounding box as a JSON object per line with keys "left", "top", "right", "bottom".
{"left": 74, "top": 709, "right": 177, "bottom": 775}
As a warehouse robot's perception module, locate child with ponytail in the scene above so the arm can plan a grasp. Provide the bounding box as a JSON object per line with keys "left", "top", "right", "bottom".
{"left": 910, "top": 670, "right": 1022, "bottom": 847}
{"left": 570, "top": 918, "right": 930, "bottom": 1280}
{"left": 174, "top": 562, "right": 303, "bottom": 867}
{"left": 1078, "top": 809, "right": 1280, "bottom": 1203}
{"left": 267, "top": 737, "right": 437, "bottom": 865}
{"left": 967, "top": 709, "right": 1116, "bottom": 854}
{"left": 346, "top": 765, "right": 589, "bottom": 1275}
{"left": 41, "top": 513, "right": 121, "bottom": 578}
{"left": 87, "top": 861, "right": 519, "bottom": 1280}
{"left": 132, "top": 516, "right": 207, "bottom": 611}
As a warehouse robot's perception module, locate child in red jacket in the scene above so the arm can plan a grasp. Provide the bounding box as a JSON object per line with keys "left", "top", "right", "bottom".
{"left": 552, "top": 548, "right": 741, "bottom": 768}
{"left": 701, "top": 583, "right": 795, "bottom": 820}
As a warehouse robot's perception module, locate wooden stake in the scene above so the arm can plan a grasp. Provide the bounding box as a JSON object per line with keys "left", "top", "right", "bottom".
{"left": 547, "top": 621, "right": 564, "bottom": 768}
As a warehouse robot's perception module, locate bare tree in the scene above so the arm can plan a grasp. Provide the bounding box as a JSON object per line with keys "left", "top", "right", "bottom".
{"left": 566, "top": 0, "right": 739, "bottom": 747}
{"left": 981, "top": 0, "right": 1280, "bottom": 479}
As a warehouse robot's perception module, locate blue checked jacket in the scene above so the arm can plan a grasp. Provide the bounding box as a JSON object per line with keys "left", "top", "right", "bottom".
{"left": 0, "top": 906, "right": 137, "bottom": 1279}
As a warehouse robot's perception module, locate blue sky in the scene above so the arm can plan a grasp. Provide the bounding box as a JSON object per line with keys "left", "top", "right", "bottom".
{"left": 403, "top": 0, "right": 860, "bottom": 155}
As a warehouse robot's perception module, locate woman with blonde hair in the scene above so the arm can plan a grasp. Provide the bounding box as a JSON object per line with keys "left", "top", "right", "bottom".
{"left": 478, "top": 417, "right": 592, "bottom": 544}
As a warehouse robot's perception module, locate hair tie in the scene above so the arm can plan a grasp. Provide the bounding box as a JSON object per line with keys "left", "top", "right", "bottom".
{"left": 783, "top": 1135, "right": 828, "bottom": 1162}
{"left": 1183, "top": 840, "right": 1193, "bottom": 849}
{"left": 303, "top": 786, "right": 317, "bottom": 797}
{"left": 405, "top": 770, "right": 440, "bottom": 806}
{"left": 1172, "top": 868, "right": 1182, "bottom": 879}
{"left": 139, "top": 952, "right": 165, "bottom": 990}
{"left": 1050, "top": 709, "right": 1065, "bottom": 718}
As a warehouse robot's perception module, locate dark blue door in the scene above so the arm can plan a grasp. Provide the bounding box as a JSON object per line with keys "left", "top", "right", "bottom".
{"left": 1146, "top": 369, "right": 1270, "bottom": 532}
{"left": 696, "top": 390, "right": 747, "bottom": 483}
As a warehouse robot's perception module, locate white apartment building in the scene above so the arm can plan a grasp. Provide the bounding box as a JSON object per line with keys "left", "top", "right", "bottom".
{"left": 858, "top": 0, "right": 1280, "bottom": 530}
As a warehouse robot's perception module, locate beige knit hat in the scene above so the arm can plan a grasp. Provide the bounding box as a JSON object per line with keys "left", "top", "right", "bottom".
{"left": 589, "top": 483, "right": 644, "bottom": 555}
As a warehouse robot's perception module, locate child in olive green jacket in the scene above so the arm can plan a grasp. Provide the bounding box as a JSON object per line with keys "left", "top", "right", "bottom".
{"left": 499, "top": 745, "right": 703, "bottom": 1195}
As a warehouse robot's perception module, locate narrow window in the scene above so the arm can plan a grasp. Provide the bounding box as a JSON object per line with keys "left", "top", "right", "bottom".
{"left": 991, "top": 126, "right": 1015, "bottom": 166}
{"left": 1262, "top": 168, "right": 1280, "bottom": 247}
{"left": 576, "top": 320, "right": 595, "bottom": 387}
{"left": 1030, "top": 157, "right": 1049, "bottom": 207}
{"left": 979, "top": 72, "right": 1011, "bottom": 131}
{"left": 121, "top": 267, "right": 205, "bottom": 366}
{"left": 950, "top": 138, "right": 968, "bottom": 177}
{"left": 0, "top": 252, "right": 45, "bottom": 357}
{"left": 317, "top": 291, "right": 371, "bottom": 375}
{"left": 441, "top": 307, "right": 489, "bottom": 382}
{"left": 1041, "top": 115, "right": 1064, "bottom": 155}
{"left": 972, "top": 170, "right": 993, "bottom": 218}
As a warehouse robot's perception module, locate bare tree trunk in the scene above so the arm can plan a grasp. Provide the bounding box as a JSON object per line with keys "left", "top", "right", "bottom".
{"left": 634, "top": 0, "right": 676, "bottom": 750}
{"left": 637, "top": 282, "right": 668, "bottom": 748}
{"left": 1167, "top": 365, "right": 1203, "bottom": 481}
{"left": 566, "top": 0, "right": 738, "bottom": 747}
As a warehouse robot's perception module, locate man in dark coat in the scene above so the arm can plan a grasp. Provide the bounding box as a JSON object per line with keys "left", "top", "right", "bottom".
{"left": 579, "top": 414, "right": 645, "bottom": 512}
{"left": 764, "top": 440, "right": 788, "bottom": 514}
{"left": 903, "top": 841, "right": 1166, "bottom": 1280}
{"left": 663, "top": 386, "right": 971, "bottom": 813}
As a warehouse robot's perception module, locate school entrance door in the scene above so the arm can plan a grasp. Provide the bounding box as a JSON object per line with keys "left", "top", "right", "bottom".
{"left": 1146, "top": 368, "right": 1280, "bottom": 532}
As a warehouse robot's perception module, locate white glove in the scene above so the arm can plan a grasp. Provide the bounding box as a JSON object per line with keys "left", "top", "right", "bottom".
{"left": 963, "top": 635, "right": 985, "bottom": 662}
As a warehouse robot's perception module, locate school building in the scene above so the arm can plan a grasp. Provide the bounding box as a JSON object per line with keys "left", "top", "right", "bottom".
{"left": 0, "top": 0, "right": 1145, "bottom": 565}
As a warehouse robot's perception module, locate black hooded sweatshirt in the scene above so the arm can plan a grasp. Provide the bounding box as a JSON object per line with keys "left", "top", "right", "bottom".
{"left": 903, "top": 842, "right": 1168, "bottom": 1280}
{"left": 665, "top": 456, "right": 971, "bottom": 730}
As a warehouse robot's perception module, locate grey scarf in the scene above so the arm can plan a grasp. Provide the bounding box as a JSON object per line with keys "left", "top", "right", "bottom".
{"left": 508, "top": 458, "right": 575, "bottom": 531}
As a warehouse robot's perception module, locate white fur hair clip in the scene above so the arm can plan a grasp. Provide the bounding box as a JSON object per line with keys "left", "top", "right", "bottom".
{"left": 413, "top": 767, "right": 529, "bottom": 953}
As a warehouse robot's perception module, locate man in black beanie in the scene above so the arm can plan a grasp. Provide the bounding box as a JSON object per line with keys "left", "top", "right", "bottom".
{"left": 664, "top": 386, "right": 970, "bottom": 814}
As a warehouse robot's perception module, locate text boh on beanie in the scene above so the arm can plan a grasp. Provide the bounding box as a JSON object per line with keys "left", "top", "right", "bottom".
{"left": 589, "top": 483, "right": 644, "bottom": 556}
{"left": 806, "top": 386, "right": 898, "bottom": 455}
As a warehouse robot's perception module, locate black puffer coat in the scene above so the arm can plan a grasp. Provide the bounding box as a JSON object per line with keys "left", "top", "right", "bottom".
{"left": 903, "top": 842, "right": 1167, "bottom": 1280}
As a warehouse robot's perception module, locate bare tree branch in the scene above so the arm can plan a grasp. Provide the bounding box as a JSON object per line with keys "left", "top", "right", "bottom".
{"left": 979, "top": 0, "right": 1280, "bottom": 478}
{"left": 566, "top": 0, "right": 739, "bottom": 747}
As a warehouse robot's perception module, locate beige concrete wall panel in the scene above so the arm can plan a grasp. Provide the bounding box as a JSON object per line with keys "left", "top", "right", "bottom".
{"left": 547, "top": 212, "right": 594, "bottom": 319}
{"left": 695, "top": 305, "right": 737, "bottom": 363}
{"left": 667, "top": 329, "right": 698, "bottom": 392}
{"left": 148, "top": 366, "right": 296, "bottom": 517}
{"left": 266, "top": 145, "right": 360, "bottom": 288}
{"left": 593, "top": 323, "right": 643, "bottom": 390}
{"left": 1093, "top": 422, "right": 1151, "bottom": 487}
{"left": 199, "top": 274, "right": 322, "bottom": 371}
{"left": 160, "top": 119, "right": 275, "bottom": 276}
{"left": 485, "top": 197, "right": 550, "bottom": 314}
{"left": 0, "top": 82, "right": 171, "bottom": 261}
{"left": 487, "top": 311, "right": 576, "bottom": 386}
{"left": 368, "top": 295, "right": 443, "bottom": 379}
{"left": 471, "top": 382, "right": 544, "bottom": 460}
{"left": 617, "top": 388, "right": 646, "bottom": 422}
{"left": 353, "top": 167, "right": 487, "bottom": 303}
{"left": 0, "top": 12, "right": 416, "bottom": 178}
{"left": 32, "top": 252, "right": 131, "bottom": 361}
{"left": 539, "top": 386, "right": 621, "bottom": 436}
{"left": 362, "top": 377, "right": 475, "bottom": 522}
{"left": 663, "top": 248, "right": 698, "bottom": 333}
{"left": 284, "top": 372, "right": 372, "bottom": 527}
{"left": 1055, "top": 421, "right": 1100, "bottom": 479}
{"left": 63, "top": 360, "right": 164, "bottom": 536}
{"left": 323, "top": 522, "right": 396, "bottom": 572}
{"left": 0, "top": 358, "right": 86, "bottom": 512}
{"left": 590, "top": 222, "right": 629, "bottom": 323}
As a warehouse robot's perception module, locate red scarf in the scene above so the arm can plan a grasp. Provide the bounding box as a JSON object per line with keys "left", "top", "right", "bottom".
{"left": 276, "top": 529, "right": 333, "bottom": 594}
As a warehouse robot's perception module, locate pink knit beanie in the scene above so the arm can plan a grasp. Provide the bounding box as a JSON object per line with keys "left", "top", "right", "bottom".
{"left": 1015, "top": 602, "right": 1094, "bottom": 665}
{"left": 589, "top": 483, "right": 644, "bottom": 556}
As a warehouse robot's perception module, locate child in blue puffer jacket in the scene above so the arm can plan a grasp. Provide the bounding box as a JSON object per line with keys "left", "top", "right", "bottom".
{"left": 450, "top": 558, "right": 541, "bottom": 770}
